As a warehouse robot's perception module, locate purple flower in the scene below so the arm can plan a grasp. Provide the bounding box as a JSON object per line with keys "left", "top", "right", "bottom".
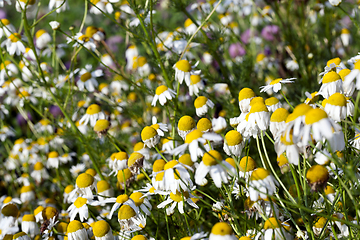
{"left": 0, "top": 9, "right": 7, "bottom": 19}
{"left": 261, "top": 25, "right": 280, "bottom": 41}
{"left": 106, "top": 36, "right": 123, "bottom": 52}
{"left": 229, "top": 43, "right": 246, "bottom": 58}
{"left": 241, "top": 29, "right": 257, "bottom": 44}
{"left": 16, "top": 112, "right": 33, "bottom": 126}
{"left": 49, "top": 105, "right": 63, "bottom": 118}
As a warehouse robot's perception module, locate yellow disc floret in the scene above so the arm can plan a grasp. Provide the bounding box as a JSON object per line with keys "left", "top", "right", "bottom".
{"left": 202, "top": 150, "right": 222, "bottom": 166}
{"left": 225, "top": 130, "right": 243, "bottom": 146}
{"left": 239, "top": 156, "right": 256, "bottom": 172}
{"left": 194, "top": 96, "right": 208, "bottom": 108}
{"left": 305, "top": 108, "right": 328, "bottom": 125}
{"left": 67, "top": 220, "right": 84, "bottom": 233}
{"left": 250, "top": 168, "right": 270, "bottom": 181}
{"left": 118, "top": 205, "right": 136, "bottom": 220}
{"left": 175, "top": 60, "right": 191, "bottom": 72}
{"left": 185, "top": 129, "right": 203, "bottom": 144}
{"left": 264, "top": 217, "right": 281, "bottom": 229}
{"left": 97, "top": 180, "right": 111, "bottom": 193}
{"left": 327, "top": 93, "right": 347, "bottom": 106}
{"left": 322, "top": 71, "right": 341, "bottom": 84}
{"left": 93, "top": 220, "right": 110, "bottom": 237}
{"left": 178, "top": 116, "right": 196, "bottom": 131}
{"left": 86, "top": 104, "right": 101, "bottom": 115}
{"left": 271, "top": 108, "right": 289, "bottom": 122}
{"left": 76, "top": 173, "right": 94, "bottom": 188}
{"left": 141, "top": 126, "right": 157, "bottom": 141}
{"left": 211, "top": 222, "right": 233, "bottom": 236}
{"left": 197, "top": 118, "right": 212, "bottom": 132}
{"left": 238, "top": 88, "right": 255, "bottom": 101}
{"left": 155, "top": 85, "right": 168, "bottom": 95}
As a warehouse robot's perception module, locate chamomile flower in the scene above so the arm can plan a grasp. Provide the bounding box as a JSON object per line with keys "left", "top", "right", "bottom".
{"left": 0, "top": 60, "right": 18, "bottom": 83}
{"left": 319, "top": 57, "right": 343, "bottom": 76}
{"left": 223, "top": 130, "right": 244, "bottom": 157}
{"left": 275, "top": 130, "right": 300, "bottom": 165}
{"left": 67, "top": 33, "right": 96, "bottom": 51}
{"left": 151, "top": 85, "right": 176, "bottom": 106}
{"left": 270, "top": 108, "right": 289, "bottom": 140}
{"left": 260, "top": 78, "right": 295, "bottom": 93}
{"left": 177, "top": 115, "right": 196, "bottom": 140}
{"left": 255, "top": 217, "right": 292, "bottom": 240}
{"left": 195, "top": 150, "right": 233, "bottom": 188}
{"left": 21, "top": 214, "right": 39, "bottom": 237}
{"left": 318, "top": 71, "right": 342, "bottom": 98}
{"left": 340, "top": 28, "right": 351, "bottom": 47}
{"left": 67, "top": 220, "right": 89, "bottom": 240}
{"left": 90, "top": 0, "right": 113, "bottom": 14}
{"left": 118, "top": 204, "right": 146, "bottom": 232}
{"left": 117, "top": 168, "right": 134, "bottom": 188}
{"left": 189, "top": 75, "right": 204, "bottom": 96}
{"left": 35, "top": 29, "right": 51, "bottom": 49}
{"left": 48, "top": 0, "right": 68, "bottom": 13}
{"left": 20, "top": 185, "right": 35, "bottom": 202}
{"left": 324, "top": 92, "right": 347, "bottom": 122}
{"left": 194, "top": 96, "right": 215, "bottom": 117}
{"left": 46, "top": 151, "right": 60, "bottom": 168}
{"left": 238, "top": 88, "right": 256, "bottom": 113}
{"left": 172, "top": 129, "right": 222, "bottom": 162}
{"left": 3, "top": 33, "right": 25, "bottom": 56}
{"left": 162, "top": 160, "right": 193, "bottom": 193}
{"left": 157, "top": 190, "right": 198, "bottom": 215}
{"left": 70, "top": 173, "right": 96, "bottom": 200}
{"left": 79, "top": 104, "right": 106, "bottom": 127}
{"left": 244, "top": 102, "right": 270, "bottom": 137}
{"left": 209, "top": 222, "right": 237, "bottom": 240}
{"left": 97, "top": 180, "right": 114, "bottom": 202}
{"left": 93, "top": 220, "right": 114, "bottom": 240}
{"left": 104, "top": 194, "right": 138, "bottom": 220}
{"left": 129, "top": 192, "right": 152, "bottom": 216}
{"left": 197, "top": 118, "right": 212, "bottom": 133}
{"left": 301, "top": 108, "right": 344, "bottom": 151}
{"left": 339, "top": 68, "right": 355, "bottom": 97}
{"left": 249, "top": 168, "right": 278, "bottom": 201}
{"left": 67, "top": 197, "right": 98, "bottom": 221}
{"left": 12, "top": 232, "right": 31, "bottom": 240}
{"left": 127, "top": 152, "right": 144, "bottom": 174}
{"left": 0, "top": 19, "right": 16, "bottom": 38}
{"left": 77, "top": 65, "right": 103, "bottom": 92}
{"left": 265, "top": 97, "right": 282, "bottom": 112}
{"left": 141, "top": 126, "right": 160, "bottom": 148}
{"left": 108, "top": 152, "right": 128, "bottom": 176}
{"left": 174, "top": 60, "right": 200, "bottom": 86}
{"left": 306, "top": 165, "right": 329, "bottom": 192}
{"left": 31, "top": 162, "right": 49, "bottom": 182}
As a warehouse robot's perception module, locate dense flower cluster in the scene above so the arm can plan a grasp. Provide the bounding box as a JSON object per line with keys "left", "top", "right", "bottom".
{"left": 0, "top": 0, "right": 360, "bottom": 239}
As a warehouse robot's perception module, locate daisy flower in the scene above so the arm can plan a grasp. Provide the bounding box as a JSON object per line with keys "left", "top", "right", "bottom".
{"left": 129, "top": 192, "right": 152, "bottom": 215}
{"left": 269, "top": 108, "right": 289, "bottom": 140}
{"left": 77, "top": 65, "right": 103, "bottom": 92}
{"left": 212, "top": 116, "right": 227, "bottom": 133}
{"left": 90, "top": 0, "right": 114, "bottom": 15}
{"left": 48, "top": 0, "right": 68, "bottom": 13}
{"left": 118, "top": 204, "right": 146, "bottom": 232}
{"left": 275, "top": 130, "right": 300, "bottom": 165}
{"left": 151, "top": 85, "right": 176, "bottom": 106}
{"left": 20, "top": 185, "right": 35, "bottom": 202}
{"left": 35, "top": 29, "right": 51, "bottom": 49}
{"left": 249, "top": 168, "right": 278, "bottom": 201}
{"left": 209, "top": 222, "right": 237, "bottom": 240}
{"left": 177, "top": 115, "right": 196, "bottom": 140}
{"left": 172, "top": 129, "right": 222, "bottom": 162}
{"left": 104, "top": 194, "right": 138, "bottom": 219}
{"left": 265, "top": 97, "right": 282, "bottom": 112}
{"left": 108, "top": 151, "right": 128, "bottom": 175}
{"left": 93, "top": 220, "right": 114, "bottom": 240}
{"left": 30, "top": 162, "right": 49, "bottom": 182}
{"left": 239, "top": 156, "right": 257, "bottom": 179}
{"left": 194, "top": 96, "right": 215, "bottom": 117}
{"left": 340, "top": 28, "right": 350, "bottom": 47}
{"left": 162, "top": 160, "right": 193, "bottom": 193}
{"left": 15, "top": 0, "right": 37, "bottom": 11}
{"left": 141, "top": 126, "right": 160, "bottom": 148}
{"left": 195, "top": 150, "right": 234, "bottom": 188}
{"left": 319, "top": 57, "right": 344, "bottom": 76}
{"left": 223, "top": 130, "right": 244, "bottom": 157}
{"left": 3, "top": 33, "right": 26, "bottom": 56}
{"left": 189, "top": 74, "right": 204, "bottom": 96}
{"left": 21, "top": 214, "right": 39, "bottom": 237}
{"left": 323, "top": 92, "right": 347, "bottom": 122}
{"left": 306, "top": 165, "right": 329, "bottom": 192}
{"left": 238, "top": 88, "right": 256, "bottom": 113}
{"left": 157, "top": 190, "right": 198, "bottom": 215}
{"left": 67, "top": 32, "right": 97, "bottom": 51}
{"left": 197, "top": 118, "right": 212, "bottom": 133}
{"left": 67, "top": 197, "right": 98, "bottom": 221}
{"left": 339, "top": 68, "right": 355, "bottom": 97}
{"left": 0, "top": 60, "right": 18, "bottom": 83}
{"left": 46, "top": 151, "right": 60, "bottom": 168}
{"left": 67, "top": 220, "right": 89, "bottom": 240}
{"left": 301, "top": 108, "right": 344, "bottom": 151}
{"left": 127, "top": 152, "right": 145, "bottom": 174}
{"left": 69, "top": 173, "right": 96, "bottom": 200}
{"left": 259, "top": 77, "right": 295, "bottom": 93}
{"left": 79, "top": 104, "right": 106, "bottom": 127}
{"left": 255, "top": 217, "right": 292, "bottom": 240}
{"left": 318, "top": 71, "right": 342, "bottom": 98}
{"left": 241, "top": 102, "right": 270, "bottom": 138}
{"left": 173, "top": 59, "right": 201, "bottom": 86}
{"left": 0, "top": 19, "right": 16, "bottom": 38}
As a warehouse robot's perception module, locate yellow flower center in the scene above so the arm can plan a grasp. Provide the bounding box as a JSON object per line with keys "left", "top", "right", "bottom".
{"left": 137, "top": 56, "right": 147, "bottom": 67}
{"left": 20, "top": 185, "right": 33, "bottom": 193}
{"left": 42, "top": 206, "right": 57, "bottom": 220}
{"left": 280, "top": 131, "right": 294, "bottom": 145}
{"left": 114, "top": 152, "right": 127, "bottom": 161}
{"left": 97, "top": 180, "right": 110, "bottom": 193}
{"left": 3, "top": 196, "right": 12, "bottom": 204}
{"left": 117, "top": 169, "right": 132, "bottom": 183}
{"left": 225, "top": 157, "right": 236, "bottom": 168}
{"left": 132, "top": 236, "right": 147, "bottom": 240}
{"left": 197, "top": 118, "right": 212, "bottom": 132}
{"left": 130, "top": 192, "right": 144, "bottom": 206}
{"left": 324, "top": 185, "right": 335, "bottom": 195}
{"left": 80, "top": 72, "right": 92, "bottom": 82}
{"left": 178, "top": 116, "right": 195, "bottom": 131}
{"left": 250, "top": 168, "right": 270, "bottom": 181}
{"left": 74, "top": 197, "right": 87, "bottom": 208}
{"left": 211, "top": 222, "right": 233, "bottom": 235}
{"left": 194, "top": 96, "right": 208, "bottom": 108}
{"left": 155, "top": 85, "right": 168, "bottom": 95}
{"left": 265, "top": 97, "right": 279, "bottom": 106}
{"left": 134, "top": 142, "right": 144, "bottom": 151}
{"left": 128, "top": 152, "right": 144, "bottom": 167}
{"left": 341, "top": 28, "right": 350, "bottom": 34}
{"left": 13, "top": 232, "right": 27, "bottom": 239}
{"left": 1, "top": 204, "right": 18, "bottom": 217}
{"left": 277, "top": 154, "right": 288, "bottom": 167}
{"left": 76, "top": 173, "right": 94, "bottom": 188}
{"left": 264, "top": 217, "right": 281, "bottom": 229}
{"left": 116, "top": 194, "right": 129, "bottom": 203}
{"left": 338, "top": 69, "right": 351, "bottom": 81}
{"left": 322, "top": 71, "right": 341, "bottom": 83}
{"left": 35, "top": 29, "right": 47, "bottom": 39}
{"left": 1, "top": 19, "right": 10, "bottom": 25}
{"left": 225, "top": 130, "right": 243, "bottom": 146}
{"left": 239, "top": 156, "right": 256, "bottom": 172}
{"left": 202, "top": 150, "right": 222, "bottom": 166}
{"left": 65, "top": 185, "right": 74, "bottom": 194}
{"left": 94, "top": 119, "right": 110, "bottom": 132}
{"left": 93, "top": 220, "right": 110, "bottom": 237}
{"left": 327, "top": 57, "right": 341, "bottom": 67}
{"left": 170, "top": 191, "right": 189, "bottom": 202}
{"left": 34, "top": 206, "right": 44, "bottom": 216}
{"left": 9, "top": 33, "right": 21, "bottom": 42}
{"left": 185, "top": 129, "right": 203, "bottom": 144}
{"left": 118, "top": 205, "right": 136, "bottom": 220}
{"left": 256, "top": 53, "right": 265, "bottom": 63}
{"left": 269, "top": 78, "right": 282, "bottom": 85}
{"left": 190, "top": 75, "right": 201, "bottom": 84}
{"left": 153, "top": 159, "right": 166, "bottom": 172}
{"left": 155, "top": 172, "right": 164, "bottom": 181}
{"left": 314, "top": 217, "right": 327, "bottom": 228}
{"left": 67, "top": 220, "right": 84, "bottom": 233}
{"left": 238, "top": 88, "right": 255, "bottom": 101}
{"left": 175, "top": 60, "right": 191, "bottom": 72}
{"left": 164, "top": 160, "right": 178, "bottom": 170}
{"left": 78, "top": 35, "right": 89, "bottom": 42}
{"left": 249, "top": 102, "right": 268, "bottom": 113}
{"left": 327, "top": 93, "right": 347, "bottom": 107}
{"left": 34, "top": 162, "right": 44, "bottom": 170}
{"left": 306, "top": 165, "right": 329, "bottom": 184}
{"left": 184, "top": 18, "right": 194, "bottom": 28}
{"left": 271, "top": 108, "right": 289, "bottom": 122}
{"left": 57, "top": 222, "right": 68, "bottom": 233}
{"left": 85, "top": 168, "right": 97, "bottom": 176}
{"left": 305, "top": 108, "right": 327, "bottom": 125}
{"left": 86, "top": 104, "right": 101, "bottom": 115}
{"left": 48, "top": 151, "right": 59, "bottom": 159}
{"left": 141, "top": 126, "right": 157, "bottom": 141}
{"left": 179, "top": 154, "right": 193, "bottom": 166}
{"left": 354, "top": 61, "right": 360, "bottom": 70}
